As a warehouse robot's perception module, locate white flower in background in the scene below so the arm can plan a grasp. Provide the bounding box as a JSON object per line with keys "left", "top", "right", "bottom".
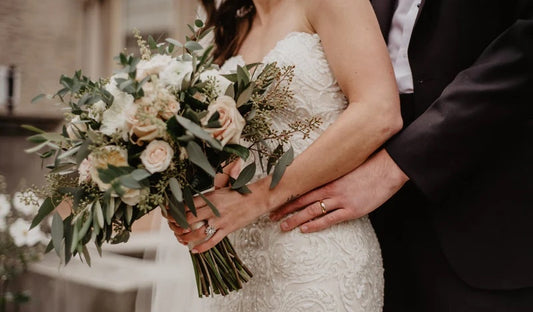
{"left": 101, "top": 74, "right": 135, "bottom": 140}
{"left": 200, "top": 69, "right": 232, "bottom": 96}
{"left": 136, "top": 54, "right": 173, "bottom": 81}
{"left": 66, "top": 116, "right": 88, "bottom": 140}
{"left": 159, "top": 58, "right": 194, "bottom": 89}
{"left": 0, "top": 194, "right": 11, "bottom": 218}
{"left": 88, "top": 100, "right": 107, "bottom": 122}
{"left": 140, "top": 140, "right": 174, "bottom": 173}
{"left": 201, "top": 95, "right": 246, "bottom": 146}
{"left": 78, "top": 158, "right": 93, "bottom": 184}
{"left": 12, "top": 191, "right": 42, "bottom": 216}
{"left": 89, "top": 146, "right": 129, "bottom": 192}
{"left": 9, "top": 218, "right": 46, "bottom": 247}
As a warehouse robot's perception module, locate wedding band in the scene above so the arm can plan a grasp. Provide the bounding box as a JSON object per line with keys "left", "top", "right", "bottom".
{"left": 319, "top": 200, "right": 327, "bottom": 215}
{"left": 205, "top": 225, "right": 217, "bottom": 238}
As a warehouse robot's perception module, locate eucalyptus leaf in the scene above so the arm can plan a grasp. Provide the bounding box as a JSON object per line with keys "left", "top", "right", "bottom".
{"left": 185, "top": 41, "right": 203, "bottom": 51}
{"left": 231, "top": 163, "right": 256, "bottom": 190}
{"left": 183, "top": 186, "right": 197, "bottom": 216}
{"left": 78, "top": 215, "right": 92, "bottom": 241}
{"left": 21, "top": 124, "right": 45, "bottom": 133}
{"left": 27, "top": 134, "right": 47, "bottom": 144}
{"left": 176, "top": 115, "right": 222, "bottom": 150}
{"left": 31, "top": 197, "right": 55, "bottom": 229}
{"left": 196, "top": 191, "right": 220, "bottom": 217}
{"left": 82, "top": 245, "right": 92, "bottom": 267}
{"left": 94, "top": 200, "right": 104, "bottom": 229}
{"left": 165, "top": 38, "right": 183, "bottom": 48}
{"left": 223, "top": 144, "right": 250, "bottom": 160}
{"left": 270, "top": 146, "right": 294, "bottom": 189}
{"left": 31, "top": 93, "right": 46, "bottom": 103}
{"left": 51, "top": 213, "right": 64, "bottom": 257}
{"left": 236, "top": 83, "right": 254, "bottom": 107}
{"left": 119, "top": 175, "right": 142, "bottom": 189}
{"left": 169, "top": 177, "right": 183, "bottom": 202}
{"left": 186, "top": 141, "right": 216, "bottom": 177}
{"left": 131, "top": 168, "right": 151, "bottom": 181}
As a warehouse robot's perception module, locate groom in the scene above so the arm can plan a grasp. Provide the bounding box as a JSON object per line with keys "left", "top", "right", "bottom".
{"left": 273, "top": 0, "right": 533, "bottom": 310}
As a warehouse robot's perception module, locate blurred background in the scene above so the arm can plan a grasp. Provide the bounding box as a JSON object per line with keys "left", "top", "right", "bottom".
{"left": 0, "top": 1, "right": 200, "bottom": 311}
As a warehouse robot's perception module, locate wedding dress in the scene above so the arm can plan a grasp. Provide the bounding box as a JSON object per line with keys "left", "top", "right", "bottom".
{"left": 148, "top": 32, "right": 384, "bottom": 312}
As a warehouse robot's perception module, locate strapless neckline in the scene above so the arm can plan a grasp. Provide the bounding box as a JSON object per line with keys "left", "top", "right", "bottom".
{"left": 228, "top": 31, "right": 320, "bottom": 65}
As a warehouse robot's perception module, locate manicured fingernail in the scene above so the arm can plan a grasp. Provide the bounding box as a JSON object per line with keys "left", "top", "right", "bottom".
{"left": 191, "top": 249, "right": 199, "bottom": 254}
{"left": 300, "top": 225, "right": 308, "bottom": 233}
{"left": 281, "top": 222, "right": 289, "bottom": 231}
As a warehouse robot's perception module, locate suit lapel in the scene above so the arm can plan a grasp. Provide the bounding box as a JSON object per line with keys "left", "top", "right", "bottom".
{"left": 414, "top": 0, "right": 426, "bottom": 24}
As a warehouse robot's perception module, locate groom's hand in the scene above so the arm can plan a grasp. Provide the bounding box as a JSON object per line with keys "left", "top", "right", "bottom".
{"left": 270, "top": 149, "right": 409, "bottom": 233}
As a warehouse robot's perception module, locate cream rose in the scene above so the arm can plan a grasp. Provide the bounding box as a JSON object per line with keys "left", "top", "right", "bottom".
{"left": 120, "top": 188, "right": 143, "bottom": 206}
{"left": 140, "top": 140, "right": 174, "bottom": 173}
{"left": 88, "top": 146, "right": 129, "bottom": 192}
{"left": 202, "top": 95, "right": 246, "bottom": 146}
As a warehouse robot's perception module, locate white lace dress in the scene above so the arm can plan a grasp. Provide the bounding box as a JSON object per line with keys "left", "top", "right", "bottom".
{"left": 196, "top": 32, "right": 385, "bottom": 312}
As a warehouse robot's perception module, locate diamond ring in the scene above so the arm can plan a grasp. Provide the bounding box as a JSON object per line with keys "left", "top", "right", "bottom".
{"left": 205, "top": 224, "right": 217, "bottom": 238}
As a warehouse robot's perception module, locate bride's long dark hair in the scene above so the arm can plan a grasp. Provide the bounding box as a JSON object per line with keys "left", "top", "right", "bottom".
{"left": 200, "top": 0, "right": 256, "bottom": 64}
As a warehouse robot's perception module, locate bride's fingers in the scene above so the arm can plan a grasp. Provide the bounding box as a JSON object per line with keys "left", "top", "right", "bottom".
{"left": 298, "top": 209, "right": 348, "bottom": 233}
{"left": 280, "top": 199, "right": 335, "bottom": 232}
{"left": 190, "top": 230, "right": 226, "bottom": 254}
{"left": 270, "top": 188, "right": 326, "bottom": 221}
{"left": 167, "top": 220, "right": 188, "bottom": 235}
{"left": 178, "top": 224, "right": 208, "bottom": 243}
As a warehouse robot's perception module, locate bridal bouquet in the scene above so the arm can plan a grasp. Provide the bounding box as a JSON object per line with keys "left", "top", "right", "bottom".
{"left": 24, "top": 21, "right": 320, "bottom": 297}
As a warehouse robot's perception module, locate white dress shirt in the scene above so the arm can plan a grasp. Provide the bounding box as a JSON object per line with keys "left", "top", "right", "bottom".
{"left": 387, "top": 0, "right": 421, "bottom": 94}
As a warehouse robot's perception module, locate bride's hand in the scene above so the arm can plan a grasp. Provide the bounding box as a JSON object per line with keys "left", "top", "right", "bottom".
{"left": 175, "top": 180, "right": 271, "bottom": 253}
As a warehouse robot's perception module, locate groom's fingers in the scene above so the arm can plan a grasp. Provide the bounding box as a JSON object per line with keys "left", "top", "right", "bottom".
{"left": 299, "top": 209, "right": 347, "bottom": 233}
{"left": 270, "top": 188, "right": 325, "bottom": 221}
{"left": 279, "top": 199, "right": 335, "bottom": 231}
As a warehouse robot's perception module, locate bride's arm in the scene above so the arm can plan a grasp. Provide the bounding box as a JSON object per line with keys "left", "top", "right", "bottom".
{"left": 178, "top": 0, "right": 401, "bottom": 252}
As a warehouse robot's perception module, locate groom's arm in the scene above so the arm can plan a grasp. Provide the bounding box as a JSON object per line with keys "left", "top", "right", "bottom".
{"left": 386, "top": 18, "right": 533, "bottom": 203}
{"left": 272, "top": 18, "right": 533, "bottom": 232}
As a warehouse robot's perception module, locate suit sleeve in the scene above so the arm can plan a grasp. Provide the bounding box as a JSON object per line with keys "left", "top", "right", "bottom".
{"left": 385, "top": 19, "right": 533, "bottom": 202}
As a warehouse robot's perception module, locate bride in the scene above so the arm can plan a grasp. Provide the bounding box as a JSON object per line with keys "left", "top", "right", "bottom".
{"left": 160, "top": 0, "right": 401, "bottom": 311}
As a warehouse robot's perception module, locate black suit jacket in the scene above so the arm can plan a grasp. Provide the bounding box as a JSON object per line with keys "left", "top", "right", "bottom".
{"left": 371, "top": 0, "right": 533, "bottom": 290}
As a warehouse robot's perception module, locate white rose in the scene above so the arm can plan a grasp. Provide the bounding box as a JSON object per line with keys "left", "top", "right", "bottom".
{"left": 0, "top": 194, "right": 11, "bottom": 218}
{"left": 9, "top": 218, "right": 46, "bottom": 247}
{"left": 201, "top": 95, "right": 246, "bottom": 146}
{"left": 159, "top": 58, "right": 194, "bottom": 89}
{"left": 89, "top": 146, "right": 129, "bottom": 192}
{"left": 88, "top": 100, "right": 107, "bottom": 122}
{"left": 78, "top": 158, "right": 93, "bottom": 184}
{"left": 200, "top": 69, "right": 233, "bottom": 96}
{"left": 136, "top": 54, "right": 173, "bottom": 81}
{"left": 101, "top": 74, "right": 136, "bottom": 140}
{"left": 12, "top": 191, "right": 42, "bottom": 216}
{"left": 66, "top": 116, "right": 88, "bottom": 140}
{"left": 140, "top": 140, "right": 174, "bottom": 173}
